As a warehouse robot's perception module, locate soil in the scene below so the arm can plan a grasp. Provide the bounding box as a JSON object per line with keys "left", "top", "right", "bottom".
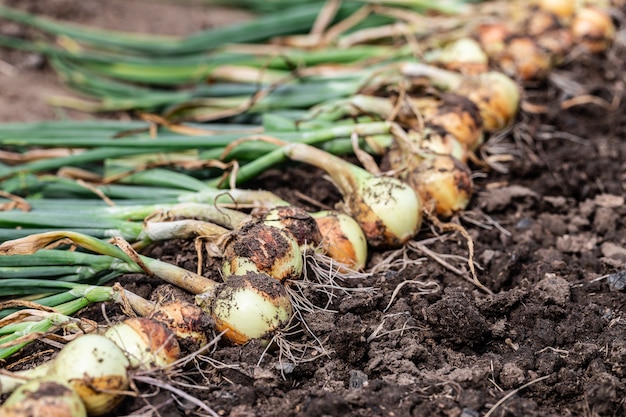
{"left": 1, "top": 1, "right": 626, "bottom": 417}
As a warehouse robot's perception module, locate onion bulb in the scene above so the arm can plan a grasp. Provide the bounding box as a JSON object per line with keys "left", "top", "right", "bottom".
{"left": 497, "top": 36, "right": 553, "bottom": 81}
{"left": 283, "top": 142, "right": 422, "bottom": 248}
{"left": 533, "top": 0, "right": 576, "bottom": 20}
{"left": 419, "top": 129, "right": 469, "bottom": 164}
{"left": 425, "top": 37, "right": 489, "bottom": 75}
{"left": 47, "top": 334, "right": 131, "bottom": 416}
{"left": 390, "top": 149, "right": 474, "bottom": 217}
{"left": 571, "top": 6, "right": 615, "bottom": 53}
{"left": 401, "top": 63, "right": 520, "bottom": 132}
{"left": 222, "top": 221, "right": 303, "bottom": 282}
{"left": 0, "top": 378, "right": 87, "bottom": 417}
{"left": 475, "top": 22, "right": 509, "bottom": 57}
{"left": 104, "top": 317, "right": 180, "bottom": 369}
{"left": 411, "top": 93, "right": 484, "bottom": 151}
{"left": 148, "top": 300, "right": 211, "bottom": 348}
{"left": 196, "top": 272, "right": 293, "bottom": 344}
{"left": 311, "top": 210, "right": 368, "bottom": 271}
{"left": 262, "top": 205, "right": 322, "bottom": 250}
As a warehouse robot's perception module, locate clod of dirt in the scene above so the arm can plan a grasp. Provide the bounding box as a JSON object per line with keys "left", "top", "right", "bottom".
{"left": 534, "top": 273, "right": 571, "bottom": 306}
{"left": 425, "top": 288, "right": 490, "bottom": 345}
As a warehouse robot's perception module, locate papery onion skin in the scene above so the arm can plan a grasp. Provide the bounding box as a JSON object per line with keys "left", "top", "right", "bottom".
{"left": 198, "top": 272, "right": 293, "bottom": 344}
{"left": 262, "top": 205, "right": 322, "bottom": 250}
{"left": 104, "top": 317, "right": 180, "bottom": 369}
{"left": 0, "top": 378, "right": 87, "bottom": 417}
{"left": 149, "top": 300, "right": 211, "bottom": 349}
{"left": 222, "top": 221, "right": 304, "bottom": 282}
{"left": 311, "top": 210, "right": 368, "bottom": 271}
{"left": 47, "top": 334, "right": 130, "bottom": 416}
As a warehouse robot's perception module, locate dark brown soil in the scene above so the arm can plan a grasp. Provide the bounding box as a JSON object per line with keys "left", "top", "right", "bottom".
{"left": 1, "top": 2, "right": 626, "bottom": 417}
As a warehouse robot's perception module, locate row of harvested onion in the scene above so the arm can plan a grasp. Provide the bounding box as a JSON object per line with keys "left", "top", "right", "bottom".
{"left": 0, "top": 2, "right": 619, "bottom": 415}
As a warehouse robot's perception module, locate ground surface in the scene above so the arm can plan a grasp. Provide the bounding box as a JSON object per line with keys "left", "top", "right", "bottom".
{"left": 1, "top": 1, "right": 626, "bottom": 417}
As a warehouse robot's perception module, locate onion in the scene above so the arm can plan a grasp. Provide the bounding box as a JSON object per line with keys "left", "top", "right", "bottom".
{"left": 425, "top": 37, "right": 489, "bottom": 75}
{"left": 475, "top": 22, "right": 510, "bottom": 56}
{"left": 47, "top": 334, "right": 131, "bottom": 416}
{"left": 104, "top": 317, "right": 180, "bottom": 369}
{"left": 401, "top": 63, "right": 520, "bottom": 132}
{"left": 0, "top": 378, "right": 87, "bottom": 417}
{"left": 411, "top": 93, "right": 484, "bottom": 151}
{"left": 311, "top": 210, "right": 368, "bottom": 271}
{"left": 571, "top": 6, "right": 615, "bottom": 53}
{"left": 497, "top": 36, "right": 553, "bottom": 81}
{"left": 390, "top": 150, "right": 473, "bottom": 217}
{"left": 261, "top": 205, "right": 322, "bottom": 250}
{"left": 283, "top": 142, "right": 422, "bottom": 248}
{"left": 222, "top": 221, "right": 304, "bottom": 282}
{"left": 533, "top": 0, "right": 576, "bottom": 20}
{"left": 419, "top": 129, "right": 469, "bottom": 164}
{"left": 196, "top": 272, "right": 293, "bottom": 344}
{"left": 148, "top": 300, "right": 211, "bottom": 348}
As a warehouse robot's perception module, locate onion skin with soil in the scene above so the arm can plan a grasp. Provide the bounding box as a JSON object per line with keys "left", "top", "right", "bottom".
{"left": 411, "top": 93, "right": 484, "bottom": 151}
{"left": 0, "top": 378, "right": 87, "bottom": 417}
{"left": 222, "top": 221, "right": 304, "bottom": 282}
{"left": 148, "top": 300, "right": 211, "bottom": 348}
{"left": 262, "top": 205, "right": 322, "bottom": 250}
{"left": 391, "top": 151, "right": 474, "bottom": 218}
{"left": 197, "top": 272, "right": 293, "bottom": 344}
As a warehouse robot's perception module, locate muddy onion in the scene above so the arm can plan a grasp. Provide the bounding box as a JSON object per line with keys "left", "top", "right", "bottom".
{"left": 262, "top": 205, "right": 322, "bottom": 250}
{"left": 222, "top": 221, "right": 304, "bottom": 282}
{"left": 411, "top": 93, "right": 484, "bottom": 151}
{"left": 104, "top": 317, "right": 181, "bottom": 369}
{"left": 390, "top": 150, "right": 474, "bottom": 218}
{"left": 0, "top": 378, "right": 87, "bottom": 417}
{"left": 148, "top": 300, "right": 210, "bottom": 347}
{"left": 311, "top": 210, "right": 368, "bottom": 271}
{"left": 196, "top": 272, "right": 293, "bottom": 344}
{"left": 283, "top": 143, "right": 422, "bottom": 248}
{"left": 46, "top": 334, "right": 131, "bottom": 416}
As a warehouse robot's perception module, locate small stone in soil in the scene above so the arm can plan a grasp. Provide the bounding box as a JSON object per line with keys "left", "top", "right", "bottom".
{"left": 607, "top": 270, "right": 626, "bottom": 291}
